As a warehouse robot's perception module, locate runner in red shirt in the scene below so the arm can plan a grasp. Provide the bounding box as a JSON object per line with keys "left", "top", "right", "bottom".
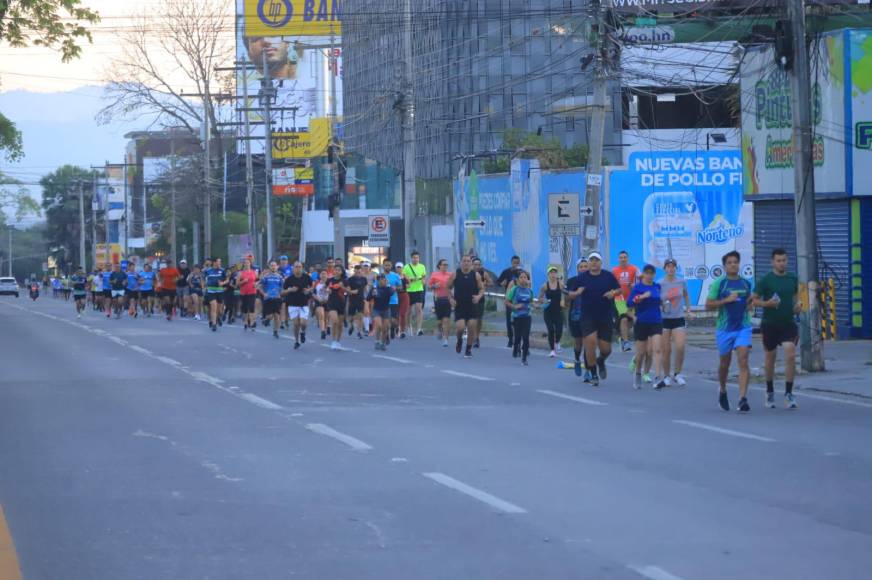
{"left": 612, "top": 250, "right": 639, "bottom": 353}
{"left": 159, "top": 259, "right": 181, "bottom": 321}
{"left": 237, "top": 258, "right": 259, "bottom": 331}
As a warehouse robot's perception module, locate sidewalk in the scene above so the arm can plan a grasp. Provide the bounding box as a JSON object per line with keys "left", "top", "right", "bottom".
{"left": 467, "top": 306, "right": 871, "bottom": 401}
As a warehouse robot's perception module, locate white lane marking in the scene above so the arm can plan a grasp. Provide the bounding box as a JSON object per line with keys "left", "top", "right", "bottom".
{"left": 390, "top": 457, "right": 408, "bottom": 463}
{"left": 156, "top": 356, "right": 182, "bottom": 367}
{"left": 628, "top": 565, "right": 687, "bottom": 580}
{"left": 672, "top": 420, "right": 776, "bottom": 443}
{"left": 422, "top": 472, "right": 527, "bottom": 514}
{"left": 129, "top": 345, "right": 152, "bottom": 356}
{"left": 441, "top": 370, "right": 494, "bottom": 382}
{"left": 371, "top": 354, "right": 414, "bottom": 364}
{"left": 305, "top": 423, "right": 373, "bottom": 451}
{"left": 240, "top": 393, "right": 283, "bottom": 410}
{"left": 319, "top": 343, "right": 360, "bottom": 353}
{"left": 537, "top": 389, "right": 608, "bottom": 406}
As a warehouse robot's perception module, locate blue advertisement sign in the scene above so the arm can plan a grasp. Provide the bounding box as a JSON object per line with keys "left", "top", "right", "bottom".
{"left": 608, "top": 150, "right": 753, "bottom": 306}
{"left": 454, "top": 159, "right": 590, "bottom": 283}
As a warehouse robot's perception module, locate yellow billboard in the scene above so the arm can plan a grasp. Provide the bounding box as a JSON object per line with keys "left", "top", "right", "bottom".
{"left": 272, "top": 117, "right": 332, "bottom": 159}
{"left": 243, "top": 0, "right": 341, "bottom": 37}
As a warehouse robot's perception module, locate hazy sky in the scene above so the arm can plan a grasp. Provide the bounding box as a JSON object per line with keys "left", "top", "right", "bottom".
{"left": 0, "top": 0, "right": 234, "bottom": 94}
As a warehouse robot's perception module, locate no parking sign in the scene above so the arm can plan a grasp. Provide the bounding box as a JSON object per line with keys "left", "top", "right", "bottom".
{"left": 368, "top": 215, "right": 390, "bottom": 248}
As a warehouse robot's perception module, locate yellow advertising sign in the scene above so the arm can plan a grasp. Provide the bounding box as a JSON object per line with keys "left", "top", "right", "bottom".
{"left": 243, "top": 0, "right": 341, "bottom": 37}
{"left": 272, "top": 118, "right": 332, "bottom": 159}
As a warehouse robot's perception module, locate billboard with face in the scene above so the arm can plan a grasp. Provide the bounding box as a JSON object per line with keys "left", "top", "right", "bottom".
{"left": 236, "top": 0, "right": 342, "bottom": 155}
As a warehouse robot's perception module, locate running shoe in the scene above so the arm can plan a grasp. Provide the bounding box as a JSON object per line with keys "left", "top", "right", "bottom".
{"left": 473, "top": 340, "right": 480, "bottom": 349}
{"left": 584, "top": 370, "right": 592, "bottom": 383}
{"left": 417, "top": 330, "right": 424, "bottom": 337}
{"left": 765, "top": 392, "right": 776, "bottom": 409}
{"left": 300, "top": 332, "right": 306, "bottom": 344}
{"left": 442, "top": 339, "right": 449, "bottom": 348}
{"left": 321, "top": 331, "right": 327, "bottom": 340}
{"left": 456, "top": 338, "right": 463, "bottom": 354}
{"left": 597, "top": 358, "right": 608, "bottom": 380}
{"left": 211, "top": 324, "right": 217, "bottom": 332}
{"left": 556, "top": 345, "right": 563, "bottom": 354}
{"left": 294, "top": 342, "right": 300, "bottom": 350}
{"left": 663, "top": 375, "right": 672, "bottom": 387}
{"left": 273, "top": 330, "right": 279, "bottom": 339}
{"left": 348, "top": 326, "right": 354, "bottom": 337}
{"left": 464, "top": 346, "right": 472, "bottom": 358}
{"left": 643, "top": 373, "right": 652, "bottom": 383}
{"left": 400, "top": 332, "right": 406, "bottom": 339}
{"left": 506, "top": 340, "right": 513, "bottom": 349}
{"left": 654, "top": 377, "right": 666, "bottom": 390}
{"left": 522, "top": 357, "right": 528, "bottom": 366}
{"left": 621, "top": 340, "right": 632, "bottom": 352}
{"left": 673, "top": 373, "right": 686, "bottom": 386}
{"left": 786, "top": 393, "right": 798, "bottom": 409}
{"left": 574, "top": 361, "right": 582, "bottom": 377}
{"left": 633, "top": 373, "right": 642, "bottom": 390}
{"left": 331, "top": 341, "right": 340, "bottom": 351}
{"left": 357, "top": 332, "right": 363, "bottom": 340}
{"left": 512, "top": 348, "right": 519, "bottom": 359}
{"left": 738, "top": 397, "right": 751, "bottom": 413}
{"left": 589, "top": 372, "right": 600, "bottom": 387}
{"left": 549, "top": 350, "right": 557, "bottom": 358}
{"left": 718, "top": 390, "right": 730, "bottom": 412}
{"left": 194, "top": 314, "right": 201, "bottom": 321}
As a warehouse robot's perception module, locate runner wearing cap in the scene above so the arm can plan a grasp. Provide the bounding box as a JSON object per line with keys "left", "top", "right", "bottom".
{"left": 496, "top": 256, "right": 522, "bottom": 349}
{"left": 573, "top": 252, "right": 621, "bottom": 387}
{"left": 538, "top": 266, "right": 565, "bottom": 358}
{"left": 613, "top": 250, "right": 640, "bottom": 352}
{"left": 628, "top": 264, "right": 666, "bottom": 389}
{"left": 564, "top": 258, "right": 590, "bottom": 379}
{"left": 403, "top": 251, "right": 428, "bottom": 336}
{"left": 659, "top": 258, "right": 691, "bottom": 386}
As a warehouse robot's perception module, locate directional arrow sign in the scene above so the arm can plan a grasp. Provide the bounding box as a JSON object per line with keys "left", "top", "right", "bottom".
{"left": 580, "top": 206, "right": 594, "bottom": 217}
{"left": 464, "top": 219, "right": 486, "bottom": 229}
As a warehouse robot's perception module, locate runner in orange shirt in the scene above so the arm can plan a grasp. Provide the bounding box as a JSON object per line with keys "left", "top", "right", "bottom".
{"left": 612, "top": 250, "right": 639, "bottom": 353}
{"left": 159, "top": 259, "right": 181, "bottom": 321}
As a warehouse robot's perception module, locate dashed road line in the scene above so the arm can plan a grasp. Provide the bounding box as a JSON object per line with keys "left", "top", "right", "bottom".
{"left": 672, "top": 420, "right": 776, "bottom": 443}
{"left": 628, "top": 565, "right": 687, "bottom": 580}
{"left": 537, "top": 389, "right": 608, "bottom": 406}
{"left": 422, "top": 472, "right": 527, "bottom": 514}
{"left": 441, "top": 370, "right": 494, "bottom": 382}
{"left": 371, "top": 354, "right": 414, "bottom": 364}
{"left": 305, "top": 423, "right": 373, "bottom": 451}
{"left": 240, "top": 393, "right": 283, "bottom": 410}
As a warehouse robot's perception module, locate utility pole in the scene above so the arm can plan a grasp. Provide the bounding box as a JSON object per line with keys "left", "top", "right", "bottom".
{"left": 170, "top": 136, "right": 178, "bottom": 263}
{"left": 261, "top": 50, "right": 275, "bottom": 261}
{"left": 401, "top": 0, "right": 417, "bottom": 258}
{"left": 788, "top": 0, "right": 825, "bottom": 371}
{"left": 78, "top": 180, "right": 86, "bottom": 271}
{"left": 91, "top": 170, "right": 98, "bottom": 269}
{"left": 6, "top": 229, "right": 11, "bottom": 277}
{"left": 583, "top": 0, "right": 613, "bottom": 257}
{"left": 203, "top": 102, "right": 212, "bottom": 260}
{"left": 329, "top": 33, "right": 344, "bottom": 263}
{"left": 241, "top": 59, "right": 256, "bottom": 265}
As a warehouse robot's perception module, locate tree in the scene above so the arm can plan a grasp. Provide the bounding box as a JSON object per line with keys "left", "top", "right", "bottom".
{"left": 97, "top": 0, "right": 232, "bottom": 139}
{"left": 0, "top": 0, "right": 99, "bottom": 62}
{"left": 0, "top": 113, "right": 22, "bottom": 161}
{"left": 0, "top": 170, "right": 40, "bottom": 220}
{"left": 483, "top": 129, "right": 592, "bottom": 173}
{"left": 40, "top": 165, "right": 93, "bottom": 270}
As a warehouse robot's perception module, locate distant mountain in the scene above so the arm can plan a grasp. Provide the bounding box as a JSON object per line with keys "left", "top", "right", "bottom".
{"left": 0, "top": 85, "right": 157, "bottom": 208}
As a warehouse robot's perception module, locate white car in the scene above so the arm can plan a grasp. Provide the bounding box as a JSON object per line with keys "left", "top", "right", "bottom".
{"left": 0, "top": 277, "right": 20, "bottom": 297}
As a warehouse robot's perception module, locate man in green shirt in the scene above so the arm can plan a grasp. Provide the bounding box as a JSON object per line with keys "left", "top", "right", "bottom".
{"left": 753, "top": 248, "right": 801, "bottom": 410}
{"left": 403, "top": 251, "right": 428, "bottom": 336}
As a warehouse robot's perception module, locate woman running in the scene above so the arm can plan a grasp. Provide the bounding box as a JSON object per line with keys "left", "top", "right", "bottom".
{"left": 326, "top": 267, "right": 350, "bottom": 350}
{"left": 428, "top": 259, "right": 453, "bottom": 347}
{"left": 506, "top": 270, "right": 535, "bottom": 365}
{"left": 628, "top": 264, "right": 666, "bottom": 390}
{"left": 313, "top": 270, "right": 329, "bottom": 340}
{"left": 659, "top": 258, "right": 690, "bottom": 386}
{"left": 369, "top": 273, "right": 396, "bottom": 350}
{"left": 538, "top": 266, "right": 565, "bottom": 357}
{"left": 188, "top": 265, "right": 204, "bottom": 321}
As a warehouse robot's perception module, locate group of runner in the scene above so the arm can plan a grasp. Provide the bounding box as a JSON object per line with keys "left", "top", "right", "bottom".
{"left": 55, "top": 245, "right": 801, "bottom": 413}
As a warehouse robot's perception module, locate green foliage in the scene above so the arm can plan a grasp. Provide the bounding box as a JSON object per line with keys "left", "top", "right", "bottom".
{"left": 0, "top": 112, "right": 23, "bottom": 162}
{"left": 0, "top": 170, "right": 39, "bottom": 221}
{"left": 483, "top": 129, "right": 591, "bottom": 173}
{"left": 0, "top": 0, "right": 100, "bottom": 62}
{"left": 0, "top": 222, "right": 47, "bottom": 281}
{"left": 39, "top": 165, "right": 93, "bottom": 269}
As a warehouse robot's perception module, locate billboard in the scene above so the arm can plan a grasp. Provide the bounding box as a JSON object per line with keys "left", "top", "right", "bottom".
{"left": 849, "top": 29, "right": 872, "bottom": 196}
{"left": 608, "top": 150, "right": 753, "bottom": 306}
{"left": 105, "top": 165, "right": 125, "bottom": 220}
{"left": 455, "top": 159, "right": 591, "bottom": 283}
{"left": 236, "top": 0, "right": 342, "bottom": 156}
{"left": 273, "top": 166, "right": 314, "bottom": 195}
{"left": 272, "top": 117, "right": 331, "bottom": 159}
{"left": 740, "top": 39, "right": 846, "bottom": 195}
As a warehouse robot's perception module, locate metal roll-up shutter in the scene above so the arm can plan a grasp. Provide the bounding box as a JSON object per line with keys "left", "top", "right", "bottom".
{"left": 860, "top": 199, "right": 872, "bottom": 338}
{"left": 815, "top": 200, "right": 851, "bottom": 339}
{"left": 753, "top": 201, "right": 797, "bottom": 279}
{"left": 752, "top": 199, "right": 852, "bottom": 338}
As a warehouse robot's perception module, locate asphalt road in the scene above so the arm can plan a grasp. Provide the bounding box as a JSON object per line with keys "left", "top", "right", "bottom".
{"left": 1, "top": 296, "right": 871, "bottom": 580}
